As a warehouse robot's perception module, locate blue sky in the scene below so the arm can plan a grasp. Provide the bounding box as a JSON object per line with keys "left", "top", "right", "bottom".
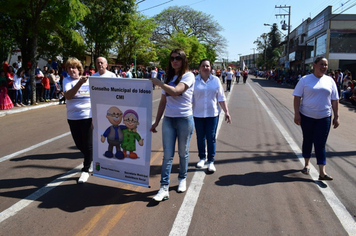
{"left": 137, "top": 0, "right": 356, "bottom": 61}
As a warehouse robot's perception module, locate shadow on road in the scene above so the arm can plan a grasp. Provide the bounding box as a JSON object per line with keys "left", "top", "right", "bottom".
{"left": 10, "top": 148, "right": 81, "bottom": 162}
{"left": 215, "top": 169, "right": 313, "bottom": 187}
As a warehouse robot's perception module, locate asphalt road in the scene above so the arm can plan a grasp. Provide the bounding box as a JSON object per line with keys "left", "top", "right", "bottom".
{"left": 0, "top": 77, "right": 355, "bottom": 236}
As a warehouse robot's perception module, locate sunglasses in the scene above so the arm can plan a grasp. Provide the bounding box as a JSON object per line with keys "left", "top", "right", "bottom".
{"left": 170, "top": 56, "right": 183, "bottom": 62}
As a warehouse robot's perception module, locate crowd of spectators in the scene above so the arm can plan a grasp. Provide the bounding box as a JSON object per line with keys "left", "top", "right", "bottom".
{"left": 0, "top": 57, "right": 170, "bottom": 110}
{"left": 254, "top": 67, "right": 356, "bottom": 106}
{"left": 2, "top": 56, "right": 355, "bottom": 110}
{"left": 0, "top": 56, "right": 68, "bottom": 109}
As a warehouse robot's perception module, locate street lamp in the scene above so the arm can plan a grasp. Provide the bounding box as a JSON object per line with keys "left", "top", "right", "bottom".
{"left": 264, "top": 23, "right": 286, "bottom": 36}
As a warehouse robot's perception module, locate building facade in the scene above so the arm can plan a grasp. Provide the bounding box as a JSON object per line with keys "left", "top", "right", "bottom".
{"left": 286, "top": 6, "right": 356, "bottom": 76}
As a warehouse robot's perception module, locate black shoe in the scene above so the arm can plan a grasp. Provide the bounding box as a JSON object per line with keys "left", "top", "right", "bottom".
{"left": 319, "top": 175, "right": 333, "bottom": 181}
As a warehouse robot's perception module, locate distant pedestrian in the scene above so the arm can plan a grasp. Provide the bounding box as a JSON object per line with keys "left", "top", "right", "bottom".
{"left": 157, "top": 68, "right": 164, "bottom": 81}
{"left": 235, "top": 68, "right": 241, "bottom": 83}
{"left": 293, "top": 57, "right": 339, "bottom": 181}
{"left": 41, "top": 73, "right": 50, "bottom": 102}
{"left": 225, "top": 67, "right": 233, "bottom": 92}
{"left": 126, "top": 68, "right": 132, "bottom": 78}
{"left": 221, "top": 69, "right": 226, "bottom": 84}
{"left": 0, "top": 80, "right": 13, "bottom": 110}
{"left": 151, "top": 67, "right": 157, "bottom": 89}
{"left": 12, "top": 67, "right": 25, "bottom": 107}
{"left": 242, "top": 69, "right": 248, "bottom": 84}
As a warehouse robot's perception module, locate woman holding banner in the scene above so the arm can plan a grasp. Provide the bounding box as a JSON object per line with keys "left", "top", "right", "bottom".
{"left": 150, "top": 49, "right": 195, "bottom": 201}
{"left": 63, "top": 58, "right": 92, "bottom": 184}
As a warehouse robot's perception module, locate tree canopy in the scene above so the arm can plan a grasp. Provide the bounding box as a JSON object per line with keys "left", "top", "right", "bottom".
{"left": 152, "top": 6, "right": 226, "bottom": 65}
{"left": 113, "top": 12, "right": 157, "bottom": 67}
{"left": 254, "top": 23, "right": 283, "bottom": 69}
{"left": 80, "top": 0, "right": 135, "bottom": 62}
{"left": 0, "top": 0, "right": 89, "bottom": 103}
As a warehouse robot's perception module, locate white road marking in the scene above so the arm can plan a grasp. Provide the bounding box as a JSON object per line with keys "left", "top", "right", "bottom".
{"left": 169, "top": 80, "right": 233, "bottom": 236}
{"left": 0, "top": 165, "right": 81, "bottom": 224}
{"left": 0, "top": 132, "right": 71, "bottom": 163}
{"left": 247, "top": 82, "right": 356, "bottom": 235}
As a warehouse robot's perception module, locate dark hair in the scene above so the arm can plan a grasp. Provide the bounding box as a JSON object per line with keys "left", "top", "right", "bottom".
{"left": 199, "top": 58, "right": 212, "bottom": 68}
{"left": 314, "top": 56, "right": 327, "bottom": 64}
{"left": 166, "top": 49, "right": 189, "bottom": 85}
{"left": 16, "top": 67, "right": 24, "bottom": 77}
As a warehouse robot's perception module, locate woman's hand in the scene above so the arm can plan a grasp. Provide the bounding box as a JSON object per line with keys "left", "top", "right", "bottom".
{"left": 149, "top": 77, "right": 162, "bottom": 86}
{"left": 294, "top": 113, "right": 301, "bottom": 125}
{"left": 332, "top": 116, "right": 339, "bottom": 129}
{"left": 150, "top": 122, "right": 158, "bottom": 133}
{"left": 225, "top": 113, "right": 232, "bottom": 124}
{"left": 79, "top": 75, "right": 88, "bottom": 84}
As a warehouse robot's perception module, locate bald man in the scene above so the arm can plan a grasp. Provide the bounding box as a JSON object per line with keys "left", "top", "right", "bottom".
{"left": 93, "top": 57, "right": 117, "bottom": 77}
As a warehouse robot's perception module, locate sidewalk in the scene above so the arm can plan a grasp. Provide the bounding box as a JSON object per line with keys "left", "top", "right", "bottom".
{"left": 0, "top": 100, "right": 61, "bottom": 117}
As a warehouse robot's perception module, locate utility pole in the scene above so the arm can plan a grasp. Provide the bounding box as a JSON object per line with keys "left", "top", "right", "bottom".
{"left": 275, "top": 5, "right": 291, "bottom": 69}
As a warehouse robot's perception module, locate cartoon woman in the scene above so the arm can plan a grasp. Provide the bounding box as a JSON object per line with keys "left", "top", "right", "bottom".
{"left": 122, "top": 109, "right": 144, "bottom": 159}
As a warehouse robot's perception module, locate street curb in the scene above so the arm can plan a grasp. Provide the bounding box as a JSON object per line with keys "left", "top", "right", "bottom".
{"left": 0, "top": 102, "right": 60, "bottom": 117}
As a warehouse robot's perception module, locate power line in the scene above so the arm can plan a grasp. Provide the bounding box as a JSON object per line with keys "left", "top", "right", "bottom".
{"left": 140, "top": 0, "right": 174, "bottom": 12}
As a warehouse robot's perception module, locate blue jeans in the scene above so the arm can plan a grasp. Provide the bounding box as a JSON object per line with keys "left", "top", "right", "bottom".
{"left": 50, "top": 84, "right": 56, "bottom": 99}
{"left": 14, "top": 89, "right": 23, "bottom": 104}
{"left": 160, "top": 115, "right": 194, "bottom": 187}
{"left": 43, "top": 88, "right": 50, "bottom": 100}
{"left": 300, "top": 113, "right": 331, "bottom": 165}
{"left": 194, "top": 116, "right": 219, "bottom": 163}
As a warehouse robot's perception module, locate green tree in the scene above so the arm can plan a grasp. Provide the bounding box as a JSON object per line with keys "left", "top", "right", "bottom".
{"left": 80, "top": 0, "right": 135, "bottom": 63}
{"left": 155, "top": 31, "right": 207, "bottom": 69}
{"left": 254, "top": 23, "right": 282, "bottom": 69}
{"left": 0, "top": 13, "right": 17, "bottom": 61}
{"left": 113, "top": 12, "right": 157, "bottom": 68}
{"left": 254, "top": 33, "right": 268, "bottom": 69}
{"left": 153, "top": 6, "right": 227, "bottom": 55}
{"left": 0, "top": 0, "right": 89, "bottom": 104}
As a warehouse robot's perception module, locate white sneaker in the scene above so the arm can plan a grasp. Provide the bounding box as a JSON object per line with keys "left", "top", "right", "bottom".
{"left": 196, "top": 159, "right": 205, "bottom": 168}
{"left": 208, "top": 163, "right": 216, "bottom": 172}
{"left": 88, "top": 162, "right": 93, "bottom": 173}
{"left": 78, "top": 172, "right": 90, "bottom": 183}
{"left": 178, "top": 178, "right": 186, "bottom": 193}
{"left": 153, "top": 186, "right": 169, "bottom": 201}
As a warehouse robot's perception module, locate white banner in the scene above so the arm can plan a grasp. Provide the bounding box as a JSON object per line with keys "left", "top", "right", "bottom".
{"left": 89, "top": 77, "right": 152, "bottom": 187}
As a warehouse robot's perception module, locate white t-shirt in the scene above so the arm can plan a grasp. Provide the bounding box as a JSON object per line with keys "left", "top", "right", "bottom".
{"left": 235, "top": 70, "right": 240, "bottom": 76}
{"left": 162, "top": 72, "right": 195, "bottom": 117}
{"left": 193, "top": 74, "right": 226, "bottom": 118}
{"left": 13, "top": 74, "right": 22, "bottom": 90}
{"left": 151, "top": 70, "right": 157, "bottom": 78}
{"left": 92, "top": 70, "right": 117, "bottom": 77}
{"left": 63, "top": 77, "right": 91, "bottom": 120}
{"left": 293, "top": 74, "right": 339, "bottom": 119}
{"left": 226, "top": 71, "right": 233, "bottom": 80}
